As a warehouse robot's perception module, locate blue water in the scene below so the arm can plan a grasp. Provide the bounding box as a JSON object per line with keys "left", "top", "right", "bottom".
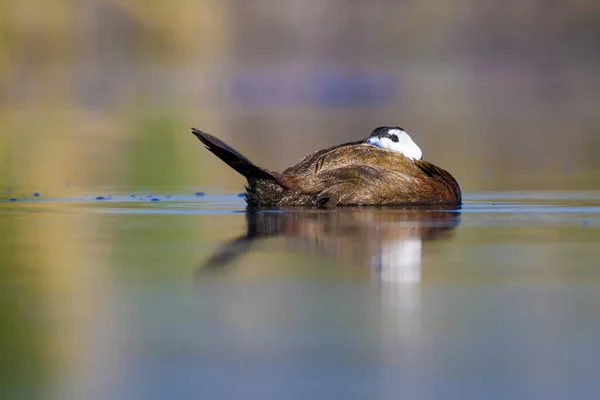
{"left": 1, "top": 191, "right": 600, "bottom": 399}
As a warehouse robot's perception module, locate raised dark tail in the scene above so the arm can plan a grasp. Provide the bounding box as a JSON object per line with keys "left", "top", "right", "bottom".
{"left": 191, "top": 128, "right": 276, "bottom": 181}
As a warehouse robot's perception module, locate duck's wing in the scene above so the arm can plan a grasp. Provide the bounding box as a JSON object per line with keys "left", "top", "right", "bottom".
{"left": 311, "top": 163, "right": 461, "bottom": 207}
{"left": 312, "top": 165, "right": 398, "bottom": 206}
{"left": 280, "top": 144, "right": 415, "bottom": 203}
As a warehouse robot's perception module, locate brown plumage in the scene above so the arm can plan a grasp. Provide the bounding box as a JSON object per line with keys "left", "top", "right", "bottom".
{"left": 192, "top": 127, "right": 461, "bottom": 208}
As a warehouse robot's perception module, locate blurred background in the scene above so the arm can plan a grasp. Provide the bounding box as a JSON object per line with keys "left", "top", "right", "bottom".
{"left": 1, "top": 0, "right": 599, "bottom": 194}
{"left": 2, "top": 2, "right": 600, "bottom": 399}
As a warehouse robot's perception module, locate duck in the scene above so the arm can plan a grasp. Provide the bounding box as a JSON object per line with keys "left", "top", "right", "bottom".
{"left": 191, "top": 126, "right": 461, "bottom": 207}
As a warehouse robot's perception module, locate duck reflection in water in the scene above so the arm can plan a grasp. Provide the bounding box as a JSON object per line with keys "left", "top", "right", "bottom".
{"left": 199, "top": 206, "right": 461, "bottom": 283}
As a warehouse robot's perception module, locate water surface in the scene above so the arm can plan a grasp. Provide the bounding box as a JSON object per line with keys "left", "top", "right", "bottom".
{"left": 1, "top": 192, "right": 600, "bottom": 399}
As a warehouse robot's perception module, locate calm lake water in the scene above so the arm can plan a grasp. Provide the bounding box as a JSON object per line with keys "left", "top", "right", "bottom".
{"left": 2, "top": 191, "right": 600, "bottom": 399}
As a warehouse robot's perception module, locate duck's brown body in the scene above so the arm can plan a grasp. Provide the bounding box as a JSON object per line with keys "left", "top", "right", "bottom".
{"left": 192, "top": 128, "right": 461, "bottom": 208}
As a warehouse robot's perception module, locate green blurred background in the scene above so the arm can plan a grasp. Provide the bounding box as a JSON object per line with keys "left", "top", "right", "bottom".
{"left": 1, "top": 0, "right": 599, "bottom": 194}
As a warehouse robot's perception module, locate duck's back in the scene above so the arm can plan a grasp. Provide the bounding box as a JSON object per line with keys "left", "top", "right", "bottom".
{"left": 273, "top": 143, "right": 461, "bottom": 207}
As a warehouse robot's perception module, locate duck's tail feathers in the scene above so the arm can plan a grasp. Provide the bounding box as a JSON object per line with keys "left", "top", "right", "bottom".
{"left": 192, "top": 128, "right": 276, "bottom": 181}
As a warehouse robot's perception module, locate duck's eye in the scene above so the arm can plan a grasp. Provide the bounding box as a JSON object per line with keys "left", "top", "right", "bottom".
{"left": 390, "top": 134, "right": 399, "bottom": 143}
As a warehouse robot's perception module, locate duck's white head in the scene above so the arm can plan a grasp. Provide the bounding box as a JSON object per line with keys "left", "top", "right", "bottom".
{"left": 366, "top": 126, "right": 423, "bottom": 160}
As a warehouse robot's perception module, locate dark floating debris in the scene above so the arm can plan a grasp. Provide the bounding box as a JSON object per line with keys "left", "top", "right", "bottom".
{"left": 9, "top": 198, "right": 17, "bottom": 202}
{"left": 33, "top": 192, "right": 40, "bottom": 197}
{"left": 151, "top": 198, "right": 160, "bottom": 202}
{"left": 130, "top": 194, "right": 136, "bottom": 198}
{"left": 194, "top": 192, "right": 206, "bottom": 197}
{"left": 237, "top": 193, "right": 246, "bottom": 197}
{"left": 95, "top": 196, "right": 106, "bottom": 200}
{"left": 164, "top": 195, "right": 172, "bottom": 198}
